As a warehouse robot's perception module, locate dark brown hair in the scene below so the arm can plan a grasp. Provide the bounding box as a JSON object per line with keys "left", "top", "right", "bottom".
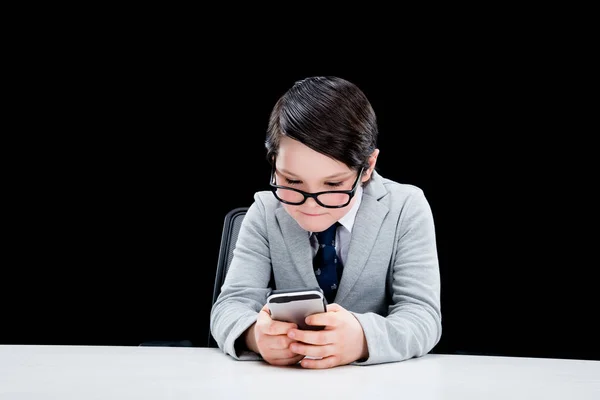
{"left": 265, "top": 76, "right": 378, "bottom": 174}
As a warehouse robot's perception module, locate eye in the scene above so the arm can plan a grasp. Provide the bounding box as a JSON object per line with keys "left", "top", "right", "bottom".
{"left": 325, "top": 181, "right": 344, "bottom": 188}
{"left": 285, "top": 178, "right": 302, "bottom": 185}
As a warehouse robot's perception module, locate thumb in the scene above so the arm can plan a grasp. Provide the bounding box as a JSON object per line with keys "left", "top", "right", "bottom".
{"left": 326, "top": 303, "right": 343, "bottom": 312}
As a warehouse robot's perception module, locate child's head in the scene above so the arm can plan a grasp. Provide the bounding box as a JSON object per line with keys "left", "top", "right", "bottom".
{"left": 265, "top": 76, "right": 380, "bottom": 232}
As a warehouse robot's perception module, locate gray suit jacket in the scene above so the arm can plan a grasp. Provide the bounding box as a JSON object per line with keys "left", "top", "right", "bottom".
{"left": 210, "top": 170, "right": 441, "bottom": 365}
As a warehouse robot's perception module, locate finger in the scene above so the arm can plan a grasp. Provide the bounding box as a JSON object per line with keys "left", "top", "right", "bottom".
{"left": 266, "top": 335, "right": 296, "bottom": 351}
{"left": 289, "top": 342, "right": 335, "bottom": 358}
{"left": 268, "top": 354, "right": 305, "bottom": 366}
{"left": 267, "top": 347, "right": 301, "bottom": 360}
{"left": 257, "top": 305, "right": 299, "bottom": 335}
{"left": 326, "top": 303, "right": 342, "bottom": 312}
{"left": 300, "top": 355, "right": 339, "bottom": 369}
{"left": 256, "top": 305, "right": 271, "bottom": 323}
{"left": 287, "top": 328, "right": 334, "bottom": 345}
{"left": 264, "top": 320, "right": 298, "bottom": 336}
{"left": 305, "top": 311, "right": 339, "bottom": 328}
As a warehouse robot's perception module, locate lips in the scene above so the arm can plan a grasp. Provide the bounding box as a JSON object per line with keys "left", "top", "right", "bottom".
{"left": 301, "top": 211, "right": 323, "bottom": 217}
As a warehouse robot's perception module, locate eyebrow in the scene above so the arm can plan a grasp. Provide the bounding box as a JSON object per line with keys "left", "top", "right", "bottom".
{"left": 279, "top": 168, "right": 352, "bottom": 180}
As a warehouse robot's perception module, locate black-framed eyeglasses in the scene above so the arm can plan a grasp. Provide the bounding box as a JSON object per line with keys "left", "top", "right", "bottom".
{"left": 269, "top": 163, "right": 364, "bottom": 208}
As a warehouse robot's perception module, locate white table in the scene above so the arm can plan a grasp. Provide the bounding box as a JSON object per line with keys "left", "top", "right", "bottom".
{"left": 0, "top": 345, "right": 598, "bottom": 399}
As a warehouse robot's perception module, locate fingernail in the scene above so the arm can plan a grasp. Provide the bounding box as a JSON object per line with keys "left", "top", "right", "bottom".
{"left": 288, "top": 331, "right": 295, "bottom": 338}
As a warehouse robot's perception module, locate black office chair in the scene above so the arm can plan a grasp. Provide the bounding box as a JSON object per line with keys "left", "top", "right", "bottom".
{"left": 207, "top": 207, "right": 249, "bottom": 347}
{"left": 139, "top": 207, "right": 248, "bottom": 349}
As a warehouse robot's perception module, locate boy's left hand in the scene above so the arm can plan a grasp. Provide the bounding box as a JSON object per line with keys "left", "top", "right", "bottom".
{"left": 286, "top": 303, "right": 368, "bottom": 369}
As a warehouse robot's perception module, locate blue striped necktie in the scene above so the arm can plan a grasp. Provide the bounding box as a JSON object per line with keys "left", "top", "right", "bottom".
{"left": 313, "top": 222, "right": 343, "bottom": 304}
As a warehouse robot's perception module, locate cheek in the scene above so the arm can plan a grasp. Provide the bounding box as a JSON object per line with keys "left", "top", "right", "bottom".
{"left": 282, "top": 203, "right": 296, "bottom": 216}
{"left": 327, "top": 208, "right": 349, "bottom": 222}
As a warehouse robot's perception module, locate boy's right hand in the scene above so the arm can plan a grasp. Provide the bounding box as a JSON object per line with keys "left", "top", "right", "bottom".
{"left": 245, "top": 304, "right": 304, "bottom": 366}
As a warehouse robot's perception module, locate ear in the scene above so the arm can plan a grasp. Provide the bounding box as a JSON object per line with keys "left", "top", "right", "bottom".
{"left": 361, "top": 149, "right": 380, "bottom": 183}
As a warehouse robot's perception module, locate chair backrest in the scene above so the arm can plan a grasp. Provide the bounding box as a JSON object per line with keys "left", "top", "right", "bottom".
{"left": 208, "top": 206, "right": 248, "bottom": 347}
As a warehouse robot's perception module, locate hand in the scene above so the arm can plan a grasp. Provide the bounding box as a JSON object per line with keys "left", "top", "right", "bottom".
{"left": 245, "top": 304, "right": 305, "bottom": 366}
{"left": 286, "top": 303, "right": 368, "bottom": 369}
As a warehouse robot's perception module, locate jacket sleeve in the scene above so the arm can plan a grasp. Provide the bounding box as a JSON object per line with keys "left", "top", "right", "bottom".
{"left": 352, "top": 190, "right": 442, "bottom": 365}
{"left": 209, "top": 195, "right": 272, "bottom": 360}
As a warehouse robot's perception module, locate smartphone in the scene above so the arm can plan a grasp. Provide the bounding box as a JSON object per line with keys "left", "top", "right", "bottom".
{"left": 267, "top": 287, "right": 328, "bottom": 330}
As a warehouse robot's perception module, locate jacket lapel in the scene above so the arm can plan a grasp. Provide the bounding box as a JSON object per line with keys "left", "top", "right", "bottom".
{"left": 275, "top": 208, "right": 317, "bottom": 288}
{"left": 335, "top": 171, "right": 389, "bottom": 304}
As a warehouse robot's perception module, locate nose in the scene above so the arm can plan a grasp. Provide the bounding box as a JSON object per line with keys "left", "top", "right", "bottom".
{"left": 304, "top": 196, "right": 320, "bottom": 208}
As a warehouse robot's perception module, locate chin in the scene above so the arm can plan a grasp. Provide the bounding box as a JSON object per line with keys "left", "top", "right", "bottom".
{"left": 295, "top": 216, "right": 330, "bottom": 233}
{"left": 284, "top": 206, "right": 331, "bottom": 231}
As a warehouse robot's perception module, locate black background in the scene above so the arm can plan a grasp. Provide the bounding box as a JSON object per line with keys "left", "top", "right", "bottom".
{"left": 3, "top": 36, "right": 597, "bottom": 361}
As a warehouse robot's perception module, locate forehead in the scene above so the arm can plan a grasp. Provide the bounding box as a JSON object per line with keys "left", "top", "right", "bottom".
{"left": 277, "top": 137, "right": 351, "bottom": 177}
